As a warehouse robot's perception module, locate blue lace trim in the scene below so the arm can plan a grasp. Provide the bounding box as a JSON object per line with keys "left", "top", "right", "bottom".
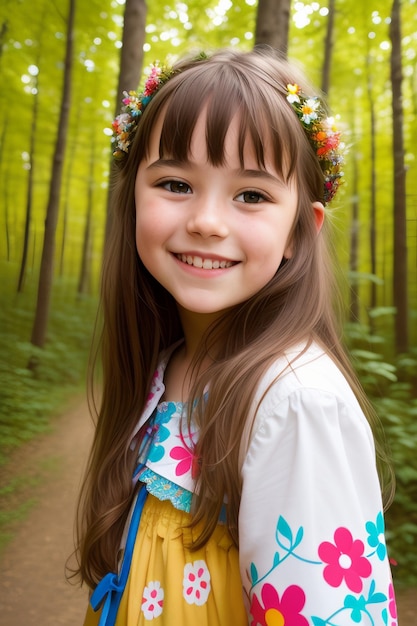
{"left": 138, "top": 466, "right": 193, "bottom": 513}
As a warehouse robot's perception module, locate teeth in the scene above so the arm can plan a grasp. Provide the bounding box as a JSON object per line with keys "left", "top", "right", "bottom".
{"left": 177, "top": 254, "right": 233, "bottom": 269}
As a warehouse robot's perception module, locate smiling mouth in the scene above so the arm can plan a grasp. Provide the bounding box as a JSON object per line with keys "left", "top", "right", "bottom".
{"left": 175, "top": 254, "right": 236, "bottom": 270}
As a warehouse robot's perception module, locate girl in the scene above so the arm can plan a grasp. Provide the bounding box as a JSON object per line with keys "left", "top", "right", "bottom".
{"left": 75, "top": 48, "right": 397, "bottom": 625}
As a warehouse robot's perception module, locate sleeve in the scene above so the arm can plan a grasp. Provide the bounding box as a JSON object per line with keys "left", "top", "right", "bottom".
{"left": 239, "top": 387, "right": 397, "bottom": 626}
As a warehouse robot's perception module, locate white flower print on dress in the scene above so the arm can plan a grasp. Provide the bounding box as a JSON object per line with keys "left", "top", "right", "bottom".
{"left": 141, "top": 580, "right": 164, "bottom": 620}
{"left": 183, "top": 559, "right": 211, "bottom": 605}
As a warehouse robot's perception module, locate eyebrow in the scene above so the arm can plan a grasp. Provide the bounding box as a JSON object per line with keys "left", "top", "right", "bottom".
{"left": 147, "top": 158, "right": 190, "bottom": 171}
{"left": 146, "top": 159, "right": 287, "bottom": 187}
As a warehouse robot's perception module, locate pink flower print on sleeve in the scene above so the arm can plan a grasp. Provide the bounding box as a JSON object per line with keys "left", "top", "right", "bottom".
{"left": 318, "top": 527, "right": 372, "bottom": 593}
{"left": 388, "top": 582, "right": 398, "bottom": 625}
{"left": 250, "top": 583, "right": 309, "bottom": 626}
{"left": 183, "top": 560, "right": 211, "bottom": 606}
{"left": 366, "top": 511, "right": 387, "bottom": 560}
{"left": 141, "top": 581, "right": 164, "bottom": 620}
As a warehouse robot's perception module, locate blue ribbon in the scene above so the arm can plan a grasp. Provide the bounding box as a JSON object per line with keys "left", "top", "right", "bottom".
{"left": 90, "top": 481, "right": 148, "bottom": 626}
{"left": 90, "top": 573, "right": 123, "bottom": 625}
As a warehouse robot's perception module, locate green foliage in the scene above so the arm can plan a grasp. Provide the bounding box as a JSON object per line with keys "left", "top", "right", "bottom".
{"left": 345, "top": 314, "right": 417, "bottom": 587}
{"left": 0, "top": 265, "right": 97, "bottom": 464}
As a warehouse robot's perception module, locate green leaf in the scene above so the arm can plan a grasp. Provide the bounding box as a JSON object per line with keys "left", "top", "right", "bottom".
{"left": 250, "top": 562, "right": 258, "bottom": 585}
{"left": 294, "top": 526, "right": 304, "bottom": 548}
{"left": 277, "top": 516, "right": 293, "bottom": 545}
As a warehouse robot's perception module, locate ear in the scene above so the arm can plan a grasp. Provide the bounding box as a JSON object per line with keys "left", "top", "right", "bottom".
{"left": 283, "top": 201, "right": 325, "bottom": 260}
{"left": 312, "top": 201, "right": 325, "bottom": 233}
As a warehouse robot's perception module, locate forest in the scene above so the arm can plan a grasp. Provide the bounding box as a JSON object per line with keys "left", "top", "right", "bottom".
{"left": 0, "top": 0, "right": 416, "bottom": 587}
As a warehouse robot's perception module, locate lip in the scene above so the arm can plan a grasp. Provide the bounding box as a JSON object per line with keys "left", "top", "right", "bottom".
{"left": 172, "top": 252, "right": 239, "bottom": 272}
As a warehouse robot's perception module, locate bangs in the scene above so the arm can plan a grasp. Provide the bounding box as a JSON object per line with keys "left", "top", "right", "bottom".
{"left": 155, "top": 63, "right": 299, "bottom": 182}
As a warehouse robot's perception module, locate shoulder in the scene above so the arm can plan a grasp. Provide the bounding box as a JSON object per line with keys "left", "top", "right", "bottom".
{"left": 239, "top": 342, "right": 373, "bottom": 466}
{"left": 255, "top": 341, "right": 362, "bottom": 416}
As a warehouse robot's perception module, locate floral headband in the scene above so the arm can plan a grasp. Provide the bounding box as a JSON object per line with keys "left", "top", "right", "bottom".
{"left": 286, "top": 84, "right": 343, "bottom": 203}
{"left": 111, "top": 61, "right": 343, "bottom": 203}
{"left": 111, "top": 63, "right": 176, "bottom": 161}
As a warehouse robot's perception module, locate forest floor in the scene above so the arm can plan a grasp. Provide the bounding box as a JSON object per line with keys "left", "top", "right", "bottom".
{"left": 0, "top": 396, "right": 415, "bottom": 625}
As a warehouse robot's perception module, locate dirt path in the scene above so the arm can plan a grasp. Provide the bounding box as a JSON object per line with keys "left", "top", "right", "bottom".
{"left": 0, "top": 396, "right": 415, "bottom": 625}
{"left": 0, "top": 396, "right": 92, "bottom": 625}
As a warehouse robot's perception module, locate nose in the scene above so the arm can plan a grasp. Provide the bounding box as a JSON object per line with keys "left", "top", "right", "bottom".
{"left": 186, "top": 194, "right": 229, "bottom": 239}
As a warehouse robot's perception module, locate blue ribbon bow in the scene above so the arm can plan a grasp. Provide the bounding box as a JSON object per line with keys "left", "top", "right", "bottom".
{"left": 90, "top": 483, "right": 148, "bottom": 626}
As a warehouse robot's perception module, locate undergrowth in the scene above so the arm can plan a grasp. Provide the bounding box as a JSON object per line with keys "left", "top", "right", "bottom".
{"left": 0, "top": 269, "right": 97, "bottom": 465}
{"left": 346, "top": 315, "right": 417, "bottom": 588}
{"left": 0, "top": 266, "right": 97, "bottom": 552}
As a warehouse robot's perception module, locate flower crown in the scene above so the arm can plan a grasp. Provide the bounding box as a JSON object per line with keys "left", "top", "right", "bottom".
{"left": 111, "top": 63, "right": 176, "bottom": 161}
{"left": 110, "top": 61, "right": 343, "bottom": 203}
{"left": 286, "top": 84, "right": 343, "bottom": 203}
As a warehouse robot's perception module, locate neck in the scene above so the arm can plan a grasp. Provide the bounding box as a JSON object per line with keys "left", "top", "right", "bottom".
{"left": 177, "top": 307, "right": 222, "bottom": 361}
{"left": 162, "top": 308, "right": 222, "bottom": 402}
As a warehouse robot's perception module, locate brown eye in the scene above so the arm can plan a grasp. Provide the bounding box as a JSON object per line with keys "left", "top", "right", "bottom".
{"left": 162, "top": 180, "right": 191, "bottom": 194}
{"left": 236, "top": 190, "right": 265, "bottom": 203}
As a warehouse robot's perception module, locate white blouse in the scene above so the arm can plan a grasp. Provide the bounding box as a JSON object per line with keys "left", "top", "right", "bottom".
{"left": 129, "top": 342, "right": 397, "bottom": 625}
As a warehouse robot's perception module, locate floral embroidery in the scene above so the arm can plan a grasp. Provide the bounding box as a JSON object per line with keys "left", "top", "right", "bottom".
{"left": 138, "top": 467, "right": 192, "bottom": 512}
{"left": 250, "top": 583, "right": 308, "bottom": 626}
{"left": 385, "top": 582, "right": 398, "bottom": 625}
{"left": 147, "top": 402, "right": 178, "bottom": 462}
{"left": 343, "top": 594, "right": 368, "bottom": 623}
{"left": 248, "top": 515, "right": 394, "bottom": 625}
{"left": 183, "top": 560, "right": 211, "bottom": 605}
{"left": 170, "top": 444, "right": 199, "bottom": 476}
{"left": 340, "top": 579, "right": 387, "bottom": 624}
{"left": 318, "top": 527, "right": 372, "bottom": 592}
{"left": 170, "top": 429, "right": 199, "bottom": 478}
{"left": 366, "top": 511, "right": 387, "bottom": 561}
{"left": 141, "top": 581, "right": 164, "bottom": 620}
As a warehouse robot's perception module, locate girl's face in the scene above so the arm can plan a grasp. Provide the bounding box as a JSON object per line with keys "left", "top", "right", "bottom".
{"left": 135, "top": 111, "right": 300, "bottom": 323}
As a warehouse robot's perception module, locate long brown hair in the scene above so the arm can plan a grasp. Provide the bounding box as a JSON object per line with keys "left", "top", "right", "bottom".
{"left": 74, "top": 47, "right": 394, "bottom": 589}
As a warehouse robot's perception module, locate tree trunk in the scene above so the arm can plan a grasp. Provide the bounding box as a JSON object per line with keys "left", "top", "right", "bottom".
{"left": 30, "top": 0, "right": 75, "bottom": 350}
{"left": 255, "top": 0, "right": 291, "bottom": 56}
{"left": 114, "top": 0, "right": 148, "bottom": 114}
{"left": 389, "top": 0, "right": 408, "bottom": 354}
{"left": 321, "top": 0, "right": 335, "bottom": 94}
{"left": 78, "top": 141, "right": 95, "bottom": 296}
{"left": 105, "top": 0, "right": 148, "bottom": 242}
{"left": 0, "top": 20, "right": 8, "bottom": 58}
{"left": 349, "top": 114, "right": 360, "bottom": 323}
{"left": 0, "top": 114, "right": 10, "bottom": 261}
{"left": 366, "top": 53, "right": 377, "bottom": 314}
{"left": 17, "top": 74, "right": 39, "bottom": 292}
{"left": 16, "top": 11, "right": 46, "bottom": 292}
{"left": 59, "top": 99, "right": 80, "bottom": 277}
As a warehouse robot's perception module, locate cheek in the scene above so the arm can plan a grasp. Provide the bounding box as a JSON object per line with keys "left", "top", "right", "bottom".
{"left": 245, "top": 223, "right": 292, "bottom": 264}
{"left": 135, "top": 209, "right": 154, "bottom": 259}
{"left": 135, "top": 203, "right": 173, "bottom": 272}
{"left": 135, "top": 201, "right": 161, "bottom": 244}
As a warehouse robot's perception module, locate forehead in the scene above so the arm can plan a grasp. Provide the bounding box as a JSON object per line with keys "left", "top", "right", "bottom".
{"left": 147, "top": 106, "right": 264, "bottom": 165}
{"left": 144, "top": 89, "right": 295, "bottom": 182}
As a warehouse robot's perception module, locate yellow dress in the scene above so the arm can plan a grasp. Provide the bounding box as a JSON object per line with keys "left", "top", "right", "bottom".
{"left": 84, "top": 361, "right": 248, "bottom": 626}
{"left": 84, "top": 495, "right": 247, "bottom": 625}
